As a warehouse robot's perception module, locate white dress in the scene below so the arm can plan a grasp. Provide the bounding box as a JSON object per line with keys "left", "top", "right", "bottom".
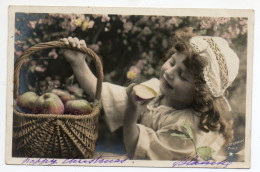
{"left": 101, "top": 78, "right": 226, "bottom": 161}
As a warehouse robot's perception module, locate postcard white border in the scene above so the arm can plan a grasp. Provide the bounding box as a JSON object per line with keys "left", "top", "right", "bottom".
{"left": 5, "top": 5, "right": 254, "bottom": 169}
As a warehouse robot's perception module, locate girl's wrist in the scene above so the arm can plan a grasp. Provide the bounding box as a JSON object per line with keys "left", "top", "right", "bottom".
{"left": 70, "top": 58, "right": 85, "bottom": 68}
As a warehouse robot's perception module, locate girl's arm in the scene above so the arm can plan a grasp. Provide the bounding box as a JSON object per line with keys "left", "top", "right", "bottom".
{"left": 123, "top": 105, "right": 140, "bottom": 158}
{"left": 123, "top": 84, "right": 148, "bottom": 158}
{"left": 62, "top": 37, "right": 97, "bottom": 100}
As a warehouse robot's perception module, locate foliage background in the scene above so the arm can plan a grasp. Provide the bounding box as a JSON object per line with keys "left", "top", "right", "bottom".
{"left": 14, "top": 13, "right": 247, "bottom": 159}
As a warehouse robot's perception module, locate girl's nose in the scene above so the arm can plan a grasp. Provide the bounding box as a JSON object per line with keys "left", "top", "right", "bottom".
{"left": 165, "top": 66, "right": 176, "bottom": 80}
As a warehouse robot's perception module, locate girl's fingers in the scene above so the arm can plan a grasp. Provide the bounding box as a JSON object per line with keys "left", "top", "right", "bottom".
{"left": 73, "top": 37, "right": 80, "bottom": 48}
{"left": 79, "top": 40, "right": 87, "bottom": 47}
{"left": 61, "top": 38, "right": 69, "bottom": 45}
{"left": 126, "top": 83, "right": 136, "bottom": 97}
{"left": 62, "top": 37, "right": 86, "bottom": 49}
{"left": 68, "top": 37, "right": 76, "bottom": 47}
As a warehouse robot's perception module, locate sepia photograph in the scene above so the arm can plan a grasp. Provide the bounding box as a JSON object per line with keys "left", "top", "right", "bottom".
{"left": 5, "top": 5, "right": 253, "bottom": 169}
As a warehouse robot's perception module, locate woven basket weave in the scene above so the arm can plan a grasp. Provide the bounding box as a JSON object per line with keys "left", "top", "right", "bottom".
{"left": 13, "top": 41, "right": 103, "bottom": 159}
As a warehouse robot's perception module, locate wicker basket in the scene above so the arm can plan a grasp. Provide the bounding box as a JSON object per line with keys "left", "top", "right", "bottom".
{"left": 13, "top": 41, "right": 103, "bottom": 159}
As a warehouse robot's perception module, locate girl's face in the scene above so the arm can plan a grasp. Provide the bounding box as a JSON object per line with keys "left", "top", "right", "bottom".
{"left": 160, "top": 52, "right": 194, "bottom": 109}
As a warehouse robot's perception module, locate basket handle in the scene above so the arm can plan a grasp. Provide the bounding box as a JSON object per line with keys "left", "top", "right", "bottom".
{"left": 14, "top": 41, "right": 104, "bottom": 100}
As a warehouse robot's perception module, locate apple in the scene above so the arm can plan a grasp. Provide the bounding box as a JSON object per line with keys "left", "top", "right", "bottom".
{"left": 32, "top": 93, "right": 64, "bottom": 114}
{"left": 17, "top": 91, "right": 39, "bottom": 111}
{"left": 133, "top": 84, "right": 157, "bottom": 101}
{"left": 65, "top": 99, "right": 92, "bottom": 115}
{"left": 50, "top": 89, "right": 73, "bottom": 104}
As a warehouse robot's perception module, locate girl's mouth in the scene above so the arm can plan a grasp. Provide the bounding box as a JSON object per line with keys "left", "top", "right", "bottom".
{"left": 162, "top": 78, "right": 173, "bottom": 89}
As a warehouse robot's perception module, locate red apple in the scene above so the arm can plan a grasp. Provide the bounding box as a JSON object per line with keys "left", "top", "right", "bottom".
{"left": 17, "top": 91, "right": 39, "bottom": 111}
{"left": 32, "top": 93, "right": 64, "bottom": 114}
{"left": 50, "top": 89, "right": 73, "bottom": 104}
{"left": 65, "top": 99, "right": 92, "bottom": 115}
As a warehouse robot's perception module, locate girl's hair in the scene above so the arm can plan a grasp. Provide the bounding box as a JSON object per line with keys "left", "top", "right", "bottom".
{"left": 165, "top": 27, "right": 234, "bottom": 146}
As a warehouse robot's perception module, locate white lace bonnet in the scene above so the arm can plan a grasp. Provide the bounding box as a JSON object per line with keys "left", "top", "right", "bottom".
{"left": 189, "top": 36, "right": 239, "bottom": 100}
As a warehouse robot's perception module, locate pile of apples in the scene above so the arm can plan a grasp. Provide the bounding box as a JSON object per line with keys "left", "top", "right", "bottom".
{"left": 16, "top": 89, "right": 92, "bottom": 115}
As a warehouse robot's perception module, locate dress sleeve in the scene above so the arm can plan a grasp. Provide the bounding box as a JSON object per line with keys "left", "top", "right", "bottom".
{"left": 133, "top": 123, "right": 196, "bottom": 160}
{"left": 101, "top": 78, "right": 160, "bottom": 132}
{"left": 101, "top": 82, "right": 127, "bottom": 132}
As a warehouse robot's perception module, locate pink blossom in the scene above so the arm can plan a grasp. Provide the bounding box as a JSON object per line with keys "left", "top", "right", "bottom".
{"left": 217, "top": 17, "right": 229, "bottom": 24}
{"left": 154, "top": 24, "right": 160, "bottom": 29}
{"left": 205, "top": 22, "right": 212, "bottom": 29}
{"left": 15, "top": 51, "right": 22, "bottom": 57}
{"left": 228, "top": 26, "right": 233, "bottom": 33}
{"left": 168, "top": 18, "right": 176, "bottom": 24}
{"left": 30, "top": 60, "right": 37, "bottom": 66}
{"left": 48, "top": 49, "right": 58, "bottom": 59}
{"left": 15, "top": 29, "right": 22, "bottom": 36}
{"left": 35, "top": 66, "right": 46, "bottom": 72}
{"left": 147, "top": 68, "right": 155, "bottom": 75}
{"left": 88, "top": 44, "right": 100, "bottom": 52}
{"left": 162, "top": 39, "right": 168, "bottom": 49}
{"left": 123, "top": 39, "right": 127, "bottom": 45}
{"left": 45, "top": 76, "right": 52, "bottom": 82}
{"left": 28, "top": 38, "right": 36, "bottom": 45}
{"left": 38, "top": 18, "right": 46, "bottom": 24}
{"left": 214, "top": 31, "right": 220, "bottom": 36}
{"left": 47, "top": 18, "right": 53, "bottom": 25}
{"left": 140, "top": 16, "right": 149, "bottom": 23}
{"left": 231, "top": 31, "right": 236, "bottom": 37}
{"left": 53, "top": 80, "right": 61, "bottom": 88}
{"left": 70, "top": 15, "right": 77, "bottom": 21}
{"left": 97, "top": 41, "right": 102, "bottom": 46}
{"left": 101, "top": 15, "right": 110, "bottom": 22}
{"left": 242, "top": 25, "right": 247, "bottom": 35}
{"left": 159, "top": 17, "right": 165, "bottom": 24}
{"left": 221, "top": 32, "right": 230, "bottom": 39}
{"left": 23, "top": 45, "right": 29, "bottom": 50}
{"left": 136, "top": 59, "right": 147, "bottom": 69}
{"left": 15, "top": 40, "right": 24, "bottom": 47}
{"left": 141, "top": 52, "right": 148, "bottom": 58}
{"left": 227, "top": 39, "right": 232, "bottom": 44}
{"left": 151, "top": 17, "right": 157, "bottom": 22}
{"left": 67, "top": 84, "right": 79, "bottom": 93}
{"left": 28, "top": 21, "right": 36, "bottom": 29}
{"left": 88, "top": 20, "right": 95, "bottom": 28}
{"left": 123, "top": 22, "right": 133, "bottom": 33}
{"left": 92, "top": 14, "right": 100, "bottom": 19}
{"left": 70, "top": 23, "right": 77, "bottom": 32}
{"left": 129, "top": 66, "right": 141, "bottom": 74}
{"left": 43, "top": 60, "right": 48, "bottom": 66}
{"left": 200, "top": 21, "right": 206, "bottom": 29}
{"left": 235, "top": 27, "right": 240, "bottom": 35}
{"left": 143, "top": 26, "right": 152, "bottom": 35}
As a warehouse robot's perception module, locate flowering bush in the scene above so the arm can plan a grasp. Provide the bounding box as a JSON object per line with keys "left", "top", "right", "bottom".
{"left": 15, "top": 13, "right": 247, "bottom": 112}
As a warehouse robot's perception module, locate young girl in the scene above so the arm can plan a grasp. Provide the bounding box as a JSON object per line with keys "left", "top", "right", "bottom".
{"left": 61, "top": 27, "right": 239, "bottom": 161}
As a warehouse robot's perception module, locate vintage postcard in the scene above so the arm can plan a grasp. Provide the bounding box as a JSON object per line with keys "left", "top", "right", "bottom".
{"left": 6, "top": 6, "right": 254, "bottom": 168}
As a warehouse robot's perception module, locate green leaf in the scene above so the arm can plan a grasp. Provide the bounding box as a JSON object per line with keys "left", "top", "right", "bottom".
{"left": 183, "top": 120, "right": 194, "bottom": 139}
{"left": 168, "top": 129, "right": 190, "bottom": 140}
{"left": 196, "top": 146, "right": 215, "bottom": 161}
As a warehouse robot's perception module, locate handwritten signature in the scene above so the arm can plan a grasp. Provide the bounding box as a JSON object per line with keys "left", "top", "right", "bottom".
{"left": 21, "top": 155, "right": 129, "bottom": 165}
{"left": 172, "top": 155, "right": 232, "bottom": 168}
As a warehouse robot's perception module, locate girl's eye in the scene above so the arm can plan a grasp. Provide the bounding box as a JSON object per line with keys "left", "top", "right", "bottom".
{"left": 180, "top": 72, "right": 187, "bottom": 81}
{"left": 170, "top": 58, "right": 176, "bottom": 66}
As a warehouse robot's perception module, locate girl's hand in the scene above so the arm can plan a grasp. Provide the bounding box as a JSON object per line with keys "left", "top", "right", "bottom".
{"left": 124, "top": 83, "right": 149, "bottom": 124}
{"left": 61, "top": 37, "right": 87, "bottom": 66}
{"left": 60, "top": 37, "right": 97, "bottom": 100}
